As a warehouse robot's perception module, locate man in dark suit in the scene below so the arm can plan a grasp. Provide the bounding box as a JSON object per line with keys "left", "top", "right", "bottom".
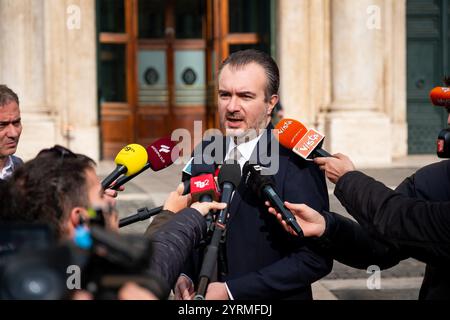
{"left": 0, "top": 85, "right": 23, "bottom": 180}
{"left": 175, "top": 49, "right": 332, "bottom": 300}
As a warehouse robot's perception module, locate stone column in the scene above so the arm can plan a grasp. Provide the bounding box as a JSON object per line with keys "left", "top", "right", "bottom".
{"left": 325, "top": 0, "right": 392, "bottom": 165}
{"left": 277, "top": 0, "right": 331, "bottom": 128}
{"left": 0, "top": 0, "right": 99, "bottom": 161}
{"left": 44, "top": 0, "right": 99, "bottom": 161}
{"left": 0, "top": 0, "right": 56, "bottom": 160}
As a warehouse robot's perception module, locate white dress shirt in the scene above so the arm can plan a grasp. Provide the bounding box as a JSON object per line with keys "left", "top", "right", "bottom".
{"left": 224, "top": 132, "right": 265, "bottom": 171}
{"left": 0, "top": 156, "right": 15, "bottom": 180}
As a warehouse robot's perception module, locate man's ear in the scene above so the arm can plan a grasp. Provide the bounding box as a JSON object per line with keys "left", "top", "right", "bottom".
{"left": 267, "top": 95, "right": 279, "bottom": 116}
{"left": 69, "top": 207, "right": 85, "bottom": 227}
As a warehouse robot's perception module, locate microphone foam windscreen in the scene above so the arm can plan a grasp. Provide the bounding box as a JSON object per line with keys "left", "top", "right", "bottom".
{"left": 218, "top": 163, "right": 242, "bottom": 188}
{"left": 430, "top": 87, "right": 450, "bottom": 107}
{"left": 115, "top": 144, "right": 148, "bottom": 176}
{"left": 275, "top": 119, "right": 308, "bottom": 149}
{"left": 242, "top": 162, "right": 275, "bottom": 199}
{"left": 146, "top": 137, "right": 179, "bottom": 171}
{"left": 191, "top": 163, "right": 216, "bottom": 176}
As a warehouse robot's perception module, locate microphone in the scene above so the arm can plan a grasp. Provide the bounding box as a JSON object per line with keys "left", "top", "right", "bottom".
{"left": 215, "top": 163, "right": 241, "bottom": 225}
{"left": 119, "top": 206, "right": 163, "bottom": 228}
{"left": 275, "top": 118, "right": 332, "bottom": 159}
{"left": 101, "top": 144, "right": 148, "bottom": 190}
{"left": 194, "top": 163, "right": 241, "bottom": 300}
{"left": 242, "top": 162, "right": 304, "bottom": 237}
{"left": 437, "top": 128, "right": 450, "bottom": 158}
{"left": 190, "top": 164, "right": 220, "bottom": 203}
{"left": 111, "top": 138, "right": 179, "bottom": 190}
{"left": 430, "top": 87, "right": 450, "bottom": 107}
{"left": 118, "top": 180, "right": 191, "bottom": 228}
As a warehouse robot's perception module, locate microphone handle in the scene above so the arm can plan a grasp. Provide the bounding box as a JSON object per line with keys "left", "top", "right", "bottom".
{"left": 216, "top": 183, "right": 233, "bottom": 225}
{"left": 119, "top": 206, "right": 163, "bottom": 228}
{"left": 111, "top": 163, "right": 152, "bottom": 190}
{"left": 195, "top": 224, "right": 222, "bottom": 300}
{"left": 313, "top": 148, "right": 332, "bottom": 158}
{"left": 263, "top": 186, "right": 304, "bottom": 237}
{"left": 101, "top": 165, "right": 127, "bottom": 190}
{"left": 195, "top": 182, "right": 236, "bottom": 300}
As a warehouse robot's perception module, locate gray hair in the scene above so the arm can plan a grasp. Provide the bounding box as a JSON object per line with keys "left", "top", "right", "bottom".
{"left": 0, "top": 85, "right": 19, "bottom": 107}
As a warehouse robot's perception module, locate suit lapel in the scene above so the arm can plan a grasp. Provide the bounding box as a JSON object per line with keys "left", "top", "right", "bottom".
{"left": 227, "top": 125, "right": 276, "bottom": 224}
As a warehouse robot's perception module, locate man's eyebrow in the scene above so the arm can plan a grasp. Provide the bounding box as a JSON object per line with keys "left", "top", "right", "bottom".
{"left": 237, "top": 91, "right": 256, "bottom": 97}
{"left": 0, "top": 118, "right": 21, "bottom": 125}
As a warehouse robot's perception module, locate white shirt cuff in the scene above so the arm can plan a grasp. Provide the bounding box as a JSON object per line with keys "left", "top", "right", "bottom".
{"left": 224, "top": 282, "right": 234, "bottom": 300}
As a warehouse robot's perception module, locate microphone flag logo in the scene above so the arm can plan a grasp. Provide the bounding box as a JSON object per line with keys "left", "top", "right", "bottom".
{"left": 159, "top": 145, "right": 171, "bottom": 154}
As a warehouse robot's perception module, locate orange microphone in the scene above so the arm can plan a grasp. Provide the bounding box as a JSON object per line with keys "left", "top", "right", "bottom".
{"left": 430, "top": 87, "right": 450, "bottom": 107}
{"left": 275, "top": 119, "right": 332, "bottom": 160}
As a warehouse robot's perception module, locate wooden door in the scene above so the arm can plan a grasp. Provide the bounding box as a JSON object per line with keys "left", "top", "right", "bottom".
{"left": 98, "top": 0, "right": 271, "bottom": 158}
{"left": 135, "top": 0, "right": 208, "bottom": 150}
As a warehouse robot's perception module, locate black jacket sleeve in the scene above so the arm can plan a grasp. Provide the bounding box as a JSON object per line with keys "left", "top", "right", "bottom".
{"left": 144, "top": 210, "right": 175, "bottom": 238}
{"left": 334, "top": 171, "right": 450, "bottom": 264}
{"left": 148, "top": 208, "right": 207, "bottom": 288}
{"left": 315, "top": 210, "right": 406, "bottom": 269}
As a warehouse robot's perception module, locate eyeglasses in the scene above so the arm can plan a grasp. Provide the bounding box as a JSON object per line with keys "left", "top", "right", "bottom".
{"left": 36, "top": 145, "right": 77, "bottom": 161}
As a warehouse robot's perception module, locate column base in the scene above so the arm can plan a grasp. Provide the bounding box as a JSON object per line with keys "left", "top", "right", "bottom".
{"left": 324, "top": 111, "right": 392, "bottom": 166}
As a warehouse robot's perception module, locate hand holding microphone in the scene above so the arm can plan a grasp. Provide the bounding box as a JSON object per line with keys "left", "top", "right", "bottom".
{"left": 430, "top": 86, "right": 450, "bottom": 158}
{"left": 243, "top": 162, "right": 304, "bottom": 237}
{"left": 163, "top": 183, "right": 192, "bottom": 213}
{"left": 266, "top": 201, "right": 326, "bottom": 238}
{"left": 314, "top": 153, "right": 356, "bottom": 184}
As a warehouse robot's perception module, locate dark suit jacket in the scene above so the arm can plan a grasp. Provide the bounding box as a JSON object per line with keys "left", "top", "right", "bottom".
{"left": 187, "top": 125, "right": 332, "bottom": 300}
{"left": 396, "top": 160, "right": 450, "bottom": 300}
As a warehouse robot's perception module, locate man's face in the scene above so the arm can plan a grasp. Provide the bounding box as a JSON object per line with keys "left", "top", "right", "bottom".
{"left": 0, "top": 101, "right": 22, "bottom": 158}
{"left": 218, "top": 63, "right": 278, "bottom": 137}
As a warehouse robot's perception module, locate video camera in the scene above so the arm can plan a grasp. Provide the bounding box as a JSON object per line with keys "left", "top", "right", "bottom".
{"left": 0, "top": 224, "right": 169, "bottom": 300}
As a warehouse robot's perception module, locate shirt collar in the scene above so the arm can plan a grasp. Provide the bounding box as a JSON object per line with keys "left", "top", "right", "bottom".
{"left": 226, "top": 131, "right": 265, "bottom": 163}
{"left": 0, "top": 156, "right": 14, "bottom": 180}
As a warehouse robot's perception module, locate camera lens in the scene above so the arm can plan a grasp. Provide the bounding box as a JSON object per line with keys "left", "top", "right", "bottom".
{"left": 2, "top": 261, "right": 66, "bottom": 300}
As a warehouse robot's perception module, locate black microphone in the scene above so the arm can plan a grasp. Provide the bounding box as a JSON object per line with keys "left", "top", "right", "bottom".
{"left": 194, "top": 163, "right": 241, "bottom": 300}
{"left": 119, "top": 206, "right": 163, "bottom": 228}
{"left": 118, "top": 180, "right": 191, "bottom": 228}
{"left": 242, "top": 162, "right": 304, "bottom": 237}
{"left": 215, "top": 163, "right": 241, "bottom": 225}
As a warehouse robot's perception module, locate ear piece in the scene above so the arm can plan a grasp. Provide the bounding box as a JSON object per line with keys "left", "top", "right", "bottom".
{"left": 78, "top": 214, "right": 86, "bottom": 226}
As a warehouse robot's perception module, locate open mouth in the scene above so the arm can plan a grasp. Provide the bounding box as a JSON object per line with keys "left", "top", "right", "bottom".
{"left": 226, "top": 118, "right": 244, "bottom": 128}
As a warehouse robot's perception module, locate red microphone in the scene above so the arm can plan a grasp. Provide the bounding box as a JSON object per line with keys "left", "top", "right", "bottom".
{"left": 111, "top": 137, "right": 179, "bottom": 190}
{"left": 275, "top": 119, "right": 332, "bottom": 160}
{"left": 190, "top": 164, "right": 220, "bottom": 203}
{"left": 430, "top": 87, "right": 450, "bottom": 107}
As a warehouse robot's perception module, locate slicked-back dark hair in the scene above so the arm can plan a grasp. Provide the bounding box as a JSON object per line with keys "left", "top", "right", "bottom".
{"left": 0, "top": 148, "right": 96, "bottom": 239}
{"left": 219, "top": 49, "right": 279, "bottom": 102}
{"left": 0, "top": 85, "right": 19, "bottom": 107}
